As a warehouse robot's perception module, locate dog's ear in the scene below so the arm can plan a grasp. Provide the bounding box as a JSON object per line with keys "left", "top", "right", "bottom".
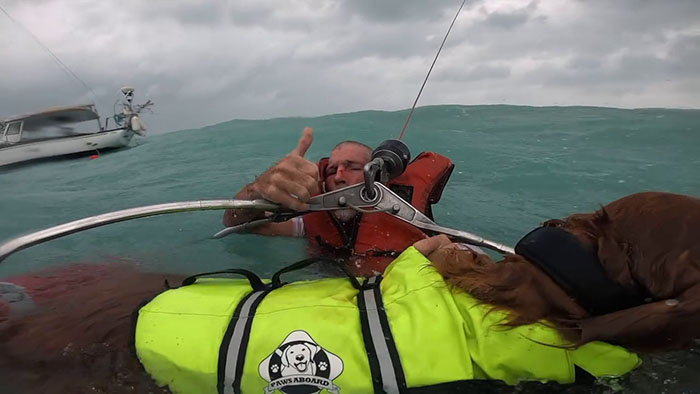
{"left": 307, "top": 343, "right": 320, "bottom": 357}
{"left": 564, "top": 206, "right": 638, "bottom": 289}
{"left": 596, "top": 234, "right": 636, "bottom": 288}
{"left": 280, "top": 348, "right": 290, "bottom": 367}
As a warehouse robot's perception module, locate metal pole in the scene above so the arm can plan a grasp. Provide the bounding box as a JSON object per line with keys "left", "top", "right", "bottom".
{"left": 0, "top": 199, "right": 280, "bottom": 264}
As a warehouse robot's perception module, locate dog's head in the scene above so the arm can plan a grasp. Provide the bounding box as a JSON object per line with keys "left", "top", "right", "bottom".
{"left": 426, "top": 192, "right": 700, "bottom": 352}
{"left": 546, "top": 192, "right": 700, "bottom": 350}
{"left": 280, "top": 343, "right": 319, "bottom": 373}
{"left": 546, "top": 192, "right": 700, "bottom": 301}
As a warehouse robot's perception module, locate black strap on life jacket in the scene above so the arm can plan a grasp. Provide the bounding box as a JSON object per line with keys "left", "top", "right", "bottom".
{"left": 357, "top": 276, "right": 407, "bottom": 394}
{"left": 181, "top": 268, "right": 266, "bottom": 290}
{"left": 270, "top": 257, "right": 362, "bottom": 289}
{"left": 515, "top": 226, "right": 648, "bottom": 315}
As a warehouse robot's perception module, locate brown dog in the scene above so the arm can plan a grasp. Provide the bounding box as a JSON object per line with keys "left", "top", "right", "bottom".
{"left": 418, "top": 192, "right": 700, "bottom": 352}
{"left": 0, "top": 191, "right": 697, "bottom": 393}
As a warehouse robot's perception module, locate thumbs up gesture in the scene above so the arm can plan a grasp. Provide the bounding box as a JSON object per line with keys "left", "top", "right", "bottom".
{"left": 249, "top": 127, "right": 321, "bottom": 211}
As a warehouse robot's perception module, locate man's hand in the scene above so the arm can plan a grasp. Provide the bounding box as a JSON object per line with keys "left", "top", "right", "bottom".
{"left": 413, "top": 234, "right": 453, "bottom": 258}
{"left": 414, "top": 235, "right": 495, "bottom": 276}
{"left": 249, "top": 127, "right": 320, "bottom": 211}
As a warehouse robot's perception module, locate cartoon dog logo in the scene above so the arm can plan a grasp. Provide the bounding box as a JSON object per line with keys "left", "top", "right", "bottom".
{"left": 259, "top": 330, "right": 343, "bottom": 394}
{"left": 280, "top": 342, "right": 318, "bottom": 376}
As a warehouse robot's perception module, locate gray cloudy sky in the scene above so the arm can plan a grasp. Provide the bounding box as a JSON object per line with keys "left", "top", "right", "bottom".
{"left": 1, "top": 0, "right": 699, "bottom": 133}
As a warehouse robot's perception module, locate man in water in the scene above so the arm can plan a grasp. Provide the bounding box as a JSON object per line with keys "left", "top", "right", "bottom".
{"left": 223, "top": 127, "right": 368, "bottom": 236}
{"left": 223, "top": 127, "right": 454, "bottom": 275}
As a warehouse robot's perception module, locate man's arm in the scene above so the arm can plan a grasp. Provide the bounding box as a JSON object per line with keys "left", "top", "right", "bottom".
{"left": 222, "top": 127, "right": 319, "bottom": 237}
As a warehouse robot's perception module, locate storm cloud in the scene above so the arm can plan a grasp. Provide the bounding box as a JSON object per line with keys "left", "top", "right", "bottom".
{"left": 1, "top": 0, "right": 698, "bottom": 133}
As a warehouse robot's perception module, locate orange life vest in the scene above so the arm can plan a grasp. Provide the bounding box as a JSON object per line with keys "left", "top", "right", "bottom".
{"left": 303, "top": 152, "right": 454, "bottom": 275}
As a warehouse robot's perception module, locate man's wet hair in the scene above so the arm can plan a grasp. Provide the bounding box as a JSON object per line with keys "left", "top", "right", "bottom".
{"left": 332, "top": 141, "right": 372, "bottom": 155}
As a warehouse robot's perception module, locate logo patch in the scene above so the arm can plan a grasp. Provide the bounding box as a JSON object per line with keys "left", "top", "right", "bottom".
{"left": 259, "top": 330, "right": 343, "bottom": 394}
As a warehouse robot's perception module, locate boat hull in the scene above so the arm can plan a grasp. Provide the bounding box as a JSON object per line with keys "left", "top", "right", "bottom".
{"left": 0, "top": 128, "right": 134, "bottom": 166}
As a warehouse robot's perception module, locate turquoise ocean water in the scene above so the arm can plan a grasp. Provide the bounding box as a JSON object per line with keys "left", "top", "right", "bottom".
{"left": 1, "top": 104, "right": 699, "bottom": 392}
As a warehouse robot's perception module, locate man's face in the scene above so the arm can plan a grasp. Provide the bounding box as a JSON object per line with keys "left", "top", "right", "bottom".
{"left": 324, "top": 143, "right": 371, "bottom": 192}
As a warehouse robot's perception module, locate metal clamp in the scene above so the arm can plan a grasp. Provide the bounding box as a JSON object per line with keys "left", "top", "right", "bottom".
{"left": 306, "top": 182, "right": 382, "bottom": 211}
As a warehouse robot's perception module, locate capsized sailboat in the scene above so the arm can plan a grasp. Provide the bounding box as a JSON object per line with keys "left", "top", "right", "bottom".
{"left": 0, "top": 87, "right": 152, "bottom": 167}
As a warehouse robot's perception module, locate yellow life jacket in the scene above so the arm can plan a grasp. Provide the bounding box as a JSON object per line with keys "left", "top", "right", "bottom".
{"left": 134, "top": 247, "right": 640, "bottom": 394}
